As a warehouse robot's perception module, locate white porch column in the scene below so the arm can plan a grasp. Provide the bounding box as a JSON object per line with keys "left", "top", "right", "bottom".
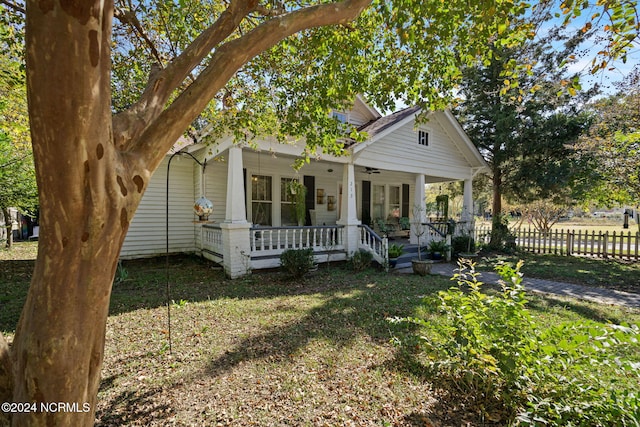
{"left": 410, "top": 174, "right": 426, "bottom": 245}
{"left": 225, "top": 145, "right": 247, "bottom": 223}
{"left": 337, "top": 162, "right": 360, "bottom": 255}
{"left": 221, "top": 145, "right": 251, "bottom": 278}
{"left": 461, "top": 178, "right": 474, "bottom": 233}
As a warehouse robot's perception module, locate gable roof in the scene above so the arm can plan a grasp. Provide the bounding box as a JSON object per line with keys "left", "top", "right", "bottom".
{"left": 356, "top": 106, "right": 421, "bottom": 141}
{"left": 353, "top": 94, "right": 382, "bottom": 121}
{"left": 350, "top": 105, "right": 487, "bottom": 174}
{"left": 350, "top": 106, "right": 422, "bottom": 153}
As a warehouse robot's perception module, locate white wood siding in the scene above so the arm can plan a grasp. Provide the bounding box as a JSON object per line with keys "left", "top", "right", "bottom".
{"left": 346, "top": 108, "right": 369, "bottom": 127}
{"left": 120, "top": 157, "right": 197, "bottom": 259}
{"left": 355, "top": 117, "right": 473, "bottom": 181}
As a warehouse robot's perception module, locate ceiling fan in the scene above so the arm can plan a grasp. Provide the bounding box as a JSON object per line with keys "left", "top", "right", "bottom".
{"left": 363, "top": 167, "right": 381, "bottom": 174}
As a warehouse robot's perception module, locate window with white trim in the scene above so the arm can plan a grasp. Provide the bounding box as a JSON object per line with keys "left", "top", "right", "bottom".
{"left": 389, "top": 186, "right": 401, "bottom": 218}
{"left": 418, "top": 130, "right": 429, "bottom": 146}
{"left": 251, "top": 175, "right": 272, "bottom": 226}
{"left": 331, "top": 111, "right": 348, "bottom": 124}
{"left": 280, "top": 177, "right": 296, "bottom": 226}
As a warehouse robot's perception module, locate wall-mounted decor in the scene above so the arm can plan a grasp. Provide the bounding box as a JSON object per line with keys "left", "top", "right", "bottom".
{"left": 327, "top": 195, "right": 336, "bottom": 211}
{"left": 316, "top": 188, "right": 325, "bottom": 204}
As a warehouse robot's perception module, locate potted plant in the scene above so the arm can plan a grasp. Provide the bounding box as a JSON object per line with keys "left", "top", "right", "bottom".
{"left": 399, "top": 216, "right": 411, "bottom": 230}
{"left": 399, "top": 216, "right": 411, "bottom": 237}
{"left": 427, "top": 239, "right": 450, "bottom": 261}
{"left": 411, "top": 204, "right": 434, "bottom": 276}
{"left": 375, "top": 218, "right": 389, "bottom": 237}
{"left": 387, "top": 243, "right": 404, "bottom": 268}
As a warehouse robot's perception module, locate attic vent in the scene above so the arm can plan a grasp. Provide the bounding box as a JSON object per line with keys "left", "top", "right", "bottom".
{"left": 418, "top": 130, "right": 429, "bottom": 146}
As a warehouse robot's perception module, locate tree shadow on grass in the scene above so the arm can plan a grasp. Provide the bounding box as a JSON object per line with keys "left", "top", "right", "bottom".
{"left": 96, "top": 380, "right": 172, "bottom": 427}
{"left": 2, "top": 254, "right": 404, "bottom": 333}
{"left": 204, "top": 275, "right": 445, "bottom": 377}
{"left": 527, "top": 294, "right": 633, "bottom": 325}
{"left": 109, "top": 255, "right": 386, "bottom": 316}
{"left": 0, "top": 259, "right": 34, "bottom": 333}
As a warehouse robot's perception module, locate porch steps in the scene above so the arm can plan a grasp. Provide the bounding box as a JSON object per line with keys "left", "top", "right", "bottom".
{"left": 391, "top": 244, "right": 426, "bottom": 270}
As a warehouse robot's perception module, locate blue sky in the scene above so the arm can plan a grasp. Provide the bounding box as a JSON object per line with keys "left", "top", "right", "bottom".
{"left": 543, "top": 2, "right": 640, "bottom": 95}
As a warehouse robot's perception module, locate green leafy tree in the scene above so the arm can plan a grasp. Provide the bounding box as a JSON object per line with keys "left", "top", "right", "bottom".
{"left": 455, "top": 21, "right": 597, "bottom": 245}
{"left": 0, "top": 133, "right": 37, "bottom": 248}
{"left": 0, "top": 0, "right": 637, "bottom": 425}
{"left": 577, "top": 79, "right": 640, "bottom": 230}
{"left": 0, "top": 29, "right": 36, "bottom": 248}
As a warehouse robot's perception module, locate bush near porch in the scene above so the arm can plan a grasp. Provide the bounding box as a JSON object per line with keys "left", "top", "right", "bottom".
{"left": 1, "top": 242, "right": 639, "bottom": 425}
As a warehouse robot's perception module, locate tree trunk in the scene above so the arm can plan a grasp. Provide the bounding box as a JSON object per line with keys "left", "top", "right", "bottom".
{"left": 3, "top": 1, "right": 372, "bottom": 425}
{"left": 489, "top": 169, "right": 503, "bottom": 247}
{"left": 1, "top": 207, "right": 13, "bottom": 249}
{"left": 5, "top": 2, "right": 146, "bottom": 425}
{"left": 0, "top": 333, "right": 12, "bottom": 426}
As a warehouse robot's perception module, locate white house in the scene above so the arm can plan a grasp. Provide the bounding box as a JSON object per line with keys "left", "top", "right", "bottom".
{"left": 120, "top": 97, "right": 488, "bottom": 277}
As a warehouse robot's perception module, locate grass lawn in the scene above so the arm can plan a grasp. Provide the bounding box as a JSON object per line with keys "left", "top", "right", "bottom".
{"left": 1, "top": 241, "right": 639, "bottom": 425}
{"left": 475, "top": 252, "right": 640, "bottom": 294}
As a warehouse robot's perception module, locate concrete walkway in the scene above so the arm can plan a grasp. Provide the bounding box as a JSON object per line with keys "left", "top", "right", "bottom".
{"left": 397, "top": 262, "right": 640, "bottom": 309}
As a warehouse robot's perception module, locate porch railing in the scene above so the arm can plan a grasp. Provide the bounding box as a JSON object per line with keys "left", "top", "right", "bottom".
{"left": 358, "top": 224, "right": 388, "bottom": 268}
{"left": 251, "top": 225, "right": 345, "bottom": 257}
{"left": 201, "top": 224, "right": 223, "bottom": 263}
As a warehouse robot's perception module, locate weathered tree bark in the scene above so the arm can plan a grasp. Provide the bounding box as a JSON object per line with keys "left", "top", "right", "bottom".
{"left": 489, "top": 168, "right": 504, "bottom": 247}
{"left": 0, "top": 333, "right": 12, "bottom": 425}
{"left": 9, "top": 2, "right": 140, "bottom": 425}
{"left": 6, "top": 0, "right": 371, "bottom": 425}
{"left": 1, "top": 207, "right": 13, "bottom": 249}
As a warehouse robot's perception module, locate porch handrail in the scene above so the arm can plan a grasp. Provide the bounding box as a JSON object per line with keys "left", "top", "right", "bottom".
{"left": 250, "top": 225, "right": 345, "bottom": 255}
{"left": 203, "top": 223, "right": 222, "bottom": 229}
{"left": 250, "top": 225, "right": 344, "bottom": 231}
{"left": 201, "top": 223, "right": 223, "bottom": 263}
{"left": 423, "top": 221, "right": 449, "bottom": 238}
{"left": 358, "top": 224, "right": 389, "bottom": 269}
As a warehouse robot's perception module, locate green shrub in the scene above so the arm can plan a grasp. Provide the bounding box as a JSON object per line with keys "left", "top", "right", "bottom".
{"left": 426, "top": 239, "right": 449, "bottom": 254}
{"left": 279, "top": 248, "right": 315, "bottom": 279}
{"left": 451, "top": 235, "right": 475, "bottom": 255}
{"left": 350, "top": 249, "right": 373, "bottom": 272}
{"left": 517, "top": 321, "right": 640, "bottom": 426}
{"left": 113, "top": 261, "right": 129, "bottom": 284}
{"left": 390, "top": 261, "right": 640, "bottom": 425}
{"left": 487, "top": 214, "right": 517, "bottom": 252}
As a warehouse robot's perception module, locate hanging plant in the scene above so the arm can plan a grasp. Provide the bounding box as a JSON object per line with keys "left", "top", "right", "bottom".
{"left": 288, "top": 180, "right": 307, "bottom": 226}
{"left": 436, "top": 194, "right": 449, "bottom": 220}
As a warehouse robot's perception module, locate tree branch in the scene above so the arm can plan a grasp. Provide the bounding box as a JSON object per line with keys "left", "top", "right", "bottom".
{"left": 132, "top": 0, "right": 372, "bottom": 170}
{"left": 253, "top": 2, "right": 286, "bottom": 17}
{"left": 113, "top": 0, "right": 259, "bottom": 151}
{"left": 114, "top": 7, "right": 164, "bottom": 66}
{"left": 0, "top": 0, "right": 24, "bottom": 14}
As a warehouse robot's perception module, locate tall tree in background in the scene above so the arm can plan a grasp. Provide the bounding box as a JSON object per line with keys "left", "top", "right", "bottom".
{"left": 0, "top": 31, "right": 37, "bottom": 248}
{"left": 0, "top": 0, "right": 637, "bottom": 425}
{"left": 577, "top": 73, "right": 640, "bottom": 230}
{"left": 455, "top": 22, "right": 597, "bottom": 244}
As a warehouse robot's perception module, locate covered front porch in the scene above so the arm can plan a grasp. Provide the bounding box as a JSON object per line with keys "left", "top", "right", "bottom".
{"left": 197, "top": 144, "right": 478, "bottom": 278}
